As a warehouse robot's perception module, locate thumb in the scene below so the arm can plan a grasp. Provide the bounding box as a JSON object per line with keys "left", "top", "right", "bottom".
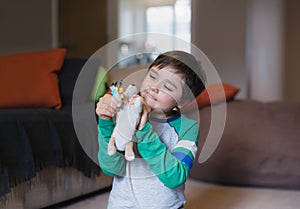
{"left": 137, "top": 101, "right": 151, "bottom": 130}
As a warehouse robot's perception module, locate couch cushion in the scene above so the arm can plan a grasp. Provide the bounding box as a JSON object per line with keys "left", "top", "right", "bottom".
{"left": 189, "top": 100, "right": 300, "bottom": 190}
{"left": 182, "top": 83, "right": 240, "bottom": 111}
{"left": 58, "top": 58, "right": 87, "bottom": 106}
{"left": 0, "top": 48, "right": 66, "bottom": 109}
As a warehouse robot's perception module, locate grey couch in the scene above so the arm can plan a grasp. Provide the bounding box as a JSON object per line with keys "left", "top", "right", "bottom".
{"left": 188, "top": 99, "right": 300, "bottom": 190}
{"left": 98, "top": 63, "right": 300, "bottom": 191}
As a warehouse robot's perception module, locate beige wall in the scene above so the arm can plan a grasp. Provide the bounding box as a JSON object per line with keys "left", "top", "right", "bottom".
{"left": 248, "top": 0, "right": 285, "bottom": 101}
{"left": 191, "top": 0, "right": 248, "bottom": 99}
{"left": 191, "top": 0, "right": 300, "bottom": 102}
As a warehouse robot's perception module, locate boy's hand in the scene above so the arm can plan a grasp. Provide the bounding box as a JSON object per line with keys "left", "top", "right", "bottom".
{"left": 96, "top": 93, "right": 121, "bottom": 120}
{"left": 130, "top": 95, "right": 151, "bottom": 130}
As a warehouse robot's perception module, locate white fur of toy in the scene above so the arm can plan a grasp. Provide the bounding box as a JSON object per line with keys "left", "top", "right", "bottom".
{"left": 108, "top": 85, "right": 142, "bottom": 161}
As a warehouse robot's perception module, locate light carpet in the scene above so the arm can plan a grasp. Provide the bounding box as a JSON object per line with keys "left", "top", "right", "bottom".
{"left": 57, "top": 178, "right": 300, "bottom": 209}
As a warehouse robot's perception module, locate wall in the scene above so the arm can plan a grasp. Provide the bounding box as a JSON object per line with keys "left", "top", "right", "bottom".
{"left": 0, "top": 0, "right": 54, "bottom": 55}
{"left": 191, "top": 0, "right": 248, "bottom": 99}
{"left": 284, "top": 0, "right": 300, "bottom": 101}
{"left": 59, "top": 0, "right": 108, "bottom": 58}
{"left": 247, "top": 0, "right": 285, "bottom": 101}
{"left": 191, "top": 0, "right": 300, "bottom": 102}
{"left": 1, "top": 0, "right": 299, "bottom": 100}
{"left": 0, "top": 0, "right": 108, "bottom": 58}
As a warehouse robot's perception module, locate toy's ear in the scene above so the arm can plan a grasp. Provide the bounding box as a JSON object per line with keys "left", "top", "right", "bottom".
{"left": 124, "top": 84, "right": 137, "bottom": 98}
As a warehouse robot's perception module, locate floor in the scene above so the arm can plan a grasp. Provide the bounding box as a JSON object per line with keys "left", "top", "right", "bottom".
{"left": 52, "top": 178, "right": 300, "bottom": 209}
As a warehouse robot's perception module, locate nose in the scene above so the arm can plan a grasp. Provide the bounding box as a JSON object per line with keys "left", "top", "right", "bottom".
{"left": 150, "top": 85, "right": 159, "bottom": 93}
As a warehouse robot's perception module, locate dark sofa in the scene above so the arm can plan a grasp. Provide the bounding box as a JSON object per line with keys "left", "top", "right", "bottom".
{"left": 0, "top": 58, "right": 112, "bottom": 209}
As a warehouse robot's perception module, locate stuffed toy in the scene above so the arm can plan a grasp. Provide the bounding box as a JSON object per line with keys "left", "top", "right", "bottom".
{"left": 107, "top": 82, "right": 142, "bottom": 161}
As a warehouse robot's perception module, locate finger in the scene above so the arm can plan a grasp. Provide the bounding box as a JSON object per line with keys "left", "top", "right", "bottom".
{"left": 96, "top": 96, "right": 120, "bottom": 118}
{"left": 141, "top": 97, "right": 151, "bottom": 113}
{"left": 128, "top": 94, "right": 140, "bottom": 104}
{"left": 105, "top": 94, "right": 121, "bottom": 106}
{"left": 96, "top": 107, "right": 114, "bottom": 119}
{"left": 137, "top": 101, "right": 151, "bottom": 130}
{"left": 137, "top": 109, "right": 147, "bottom": 130}
{"left": 100, "top": 95, "right": 121, "bottom": 113}
{"left": 97, "top": 102, "right": 117, "bottom": 117}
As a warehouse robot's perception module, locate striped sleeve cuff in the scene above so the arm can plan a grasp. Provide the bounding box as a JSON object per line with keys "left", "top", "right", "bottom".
{"left": 171, "top": 140, "right": 197, "bottom": 170}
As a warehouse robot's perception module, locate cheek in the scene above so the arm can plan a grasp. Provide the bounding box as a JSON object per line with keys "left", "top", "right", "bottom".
{"left": 157, "top": 93, "right": 178, "bottom": 107}
{"left": 161, "top": 89, "right": 182, "bottom": 104}
{"left": 140, "top": 78, "right": 148, "bottom": 91}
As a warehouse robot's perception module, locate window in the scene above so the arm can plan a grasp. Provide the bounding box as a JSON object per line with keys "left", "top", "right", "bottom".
{"left": 146, "top": 0, "right": 191, "bottom": 52}
{"left": 117, "top": 0, "right": 191, "bottom": 66}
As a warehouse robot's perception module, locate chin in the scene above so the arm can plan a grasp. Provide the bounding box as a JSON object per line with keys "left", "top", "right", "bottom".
{"left": 144, "top": 99, "right": 155, "bottom": 109}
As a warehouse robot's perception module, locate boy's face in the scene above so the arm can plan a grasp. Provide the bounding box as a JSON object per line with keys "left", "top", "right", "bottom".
{"left": 140, "top": 66, "right": 185, "bottom": 116}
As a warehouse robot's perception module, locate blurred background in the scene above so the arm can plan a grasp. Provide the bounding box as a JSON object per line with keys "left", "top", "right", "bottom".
{"left": 0, "top": 0, "right": 299, "bottom": 102}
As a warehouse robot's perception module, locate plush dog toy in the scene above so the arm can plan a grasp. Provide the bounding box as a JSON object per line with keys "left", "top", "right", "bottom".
{"left": 107, "top": 82, "right": 142, "bottom": 161}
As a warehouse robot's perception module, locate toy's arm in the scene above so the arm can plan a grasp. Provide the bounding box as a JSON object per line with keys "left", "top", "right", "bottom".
{"left": 135, "top": 121, "right": 199, "bottom": 188}
{"left": 97, "top": 117, "right": 126, "bottom": 176}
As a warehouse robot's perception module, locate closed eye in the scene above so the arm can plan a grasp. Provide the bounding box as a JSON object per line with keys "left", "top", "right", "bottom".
{"left": 149, "top": 73, "right": 156, "bottom": 79}
{"left": 164, "top": 84, "right": 174, "bottom": 91}
{"left": 148, "top": 69, "right": 159, "bottom": 79}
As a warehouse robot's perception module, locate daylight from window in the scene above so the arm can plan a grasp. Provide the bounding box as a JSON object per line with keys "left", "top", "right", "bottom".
{"left": 146, "top": 0, "right": 191, "bottom": 52}
{"left": 117, "top": 0, "right": 191, "bottom": 66}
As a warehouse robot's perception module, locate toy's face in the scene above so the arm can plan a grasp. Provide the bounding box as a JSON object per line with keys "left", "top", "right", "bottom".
{"left": 140, "top": 66, "right": 185, "bottom": 116}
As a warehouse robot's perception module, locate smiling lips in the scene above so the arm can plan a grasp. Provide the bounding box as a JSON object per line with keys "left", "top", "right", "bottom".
{"left": 146, "top": 91, "right": 157, "bottom": 101}
{"left": 143, "top": 89, "right": 158, "bottom": 103}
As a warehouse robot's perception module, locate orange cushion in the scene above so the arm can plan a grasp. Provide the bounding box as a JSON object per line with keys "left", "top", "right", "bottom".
{"left": 0, "top": 48, "right": 66, "bottom": 109}
{"left": 183, "top": 83, "right": 240, "bottom": 111}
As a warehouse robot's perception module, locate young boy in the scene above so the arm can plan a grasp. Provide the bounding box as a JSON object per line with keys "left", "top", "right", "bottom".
{"left": 96, "top": 50, "right": 206, "bottom": 209}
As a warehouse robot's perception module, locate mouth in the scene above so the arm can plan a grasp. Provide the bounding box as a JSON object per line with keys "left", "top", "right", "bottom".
{"left": 144, "top": 91, "right": 157, "bottom": 102}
